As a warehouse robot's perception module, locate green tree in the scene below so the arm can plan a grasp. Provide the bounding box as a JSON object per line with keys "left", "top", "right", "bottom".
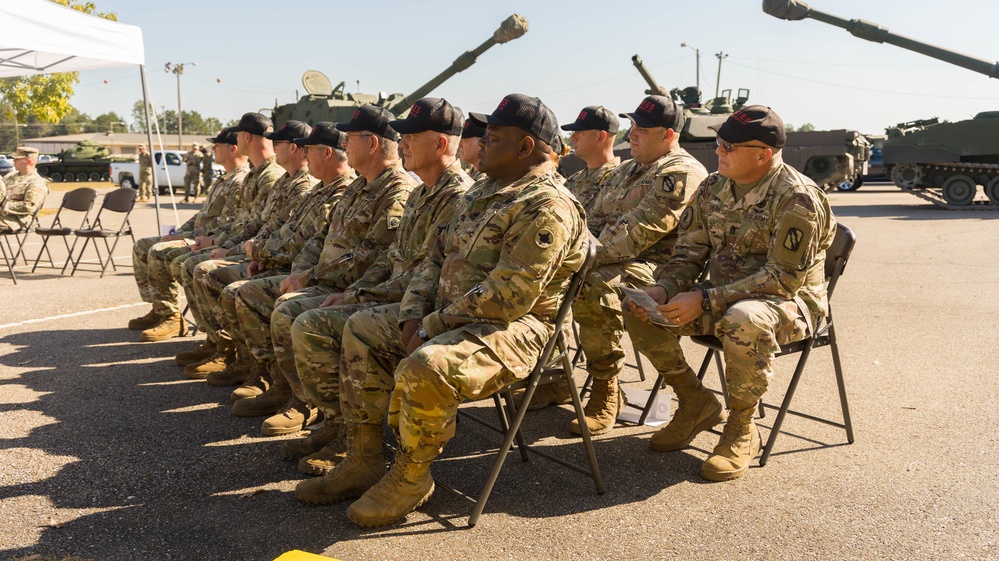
{"left": 0, "top": 0, "right": 117, "bottom": 150}
{"left": 797, "top": 123, "right": 815, "bottom": 132}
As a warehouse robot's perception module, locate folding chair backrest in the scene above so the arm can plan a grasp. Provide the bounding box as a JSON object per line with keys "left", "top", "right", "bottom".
{"left": 824, "top": 223, "right": 856, "bottom": 300}
{"left": 62, "top": 187, "right": 98, "bottom": 213}
{"left": 102, "top": 187, "right": 138, "bottom": 213}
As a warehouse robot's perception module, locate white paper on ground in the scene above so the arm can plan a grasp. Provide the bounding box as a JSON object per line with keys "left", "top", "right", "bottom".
{"left": 618, "top": 386, "right": 673, "bottom": 426}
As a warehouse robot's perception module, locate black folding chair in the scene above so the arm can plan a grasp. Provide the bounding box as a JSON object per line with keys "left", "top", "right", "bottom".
{"left": 67, "top": 188, "right": 138, "bottom": 277}
{"left": 0, "top": 199, "right": 43, "bottom": 284}
{"left": 30, "top": 187, "right": 97, "bottom": 274}
{"left": 446, "top": 236, "right": 603, "bottom": 527}
{"left": 688, "top": 222, "right": 857, "bottom": 466}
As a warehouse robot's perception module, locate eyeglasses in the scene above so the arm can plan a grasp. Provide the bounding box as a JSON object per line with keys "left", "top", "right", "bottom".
{"left": 716, "top": 137, "right": 770, "bottom": 153}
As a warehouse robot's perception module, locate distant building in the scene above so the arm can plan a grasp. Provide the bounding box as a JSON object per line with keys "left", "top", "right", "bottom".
{"left": 23, "top": 132, "right": 213, "bottom": 157}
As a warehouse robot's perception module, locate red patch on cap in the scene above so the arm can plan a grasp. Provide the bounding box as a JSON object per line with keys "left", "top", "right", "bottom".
{"left": 498, "top": 98, "right": 509, "bottom": 111}
{"left": 732, "top": 110, "right": 751, "bottom": 125}
{"left": 463, "top": 121, "right": 470, "bottom": 130}
{"left": 352, "top": 109, "right": 361, "bottom": 120}
{"left": 638, "top": 99, "right": 656, "bottom": 114}
{"left": 578, "top": 110, "right": 588, "bottom": 121}
{"left": 411, "top": 104, "right": 421, "bottom": 117}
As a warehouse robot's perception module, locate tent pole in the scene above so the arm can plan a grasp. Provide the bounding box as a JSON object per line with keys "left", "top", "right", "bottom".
{"left": 140, "top": 64, "right": 162, "bottom": 234}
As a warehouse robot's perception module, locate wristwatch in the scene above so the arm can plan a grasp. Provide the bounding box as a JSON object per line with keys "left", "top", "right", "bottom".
{"left": 701, "top": 290, "right": 711, "bottom": 313}
{"left": 416, "top": 324, "right": 429, "bottom": 342}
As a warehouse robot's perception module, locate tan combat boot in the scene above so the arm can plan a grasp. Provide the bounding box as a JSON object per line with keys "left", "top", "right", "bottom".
{"left": 128, "top": 308, "right": 160, "bottom": 330}
{"left": 282, "top": 419, "right": 345, "bottom": 461}
{"left": 260, "top": 396, "right": 320, "bottom": 436}
{"left": 175, "top": 340, "right": 216, "bottom": 366}
{"left": 231, "top": 367, "right": 292, "bottom": 417}
{"left": 514, "top": 380, "right": 574, "bottom": 411}
{"left": 295, "top": 424, "right": 387, "bottom": 505}
{"left": 298, "top": 439, "right": 348, "bottom": 475}
{"left": 139, "top": 312, "right": 187, "bottom": 342}
{"left": 569, "top": 377, "right": 625, "bottom": 436}
{"left": 347, "top": 451, "right": 434, "bottom": 527}
{"left": 700, "top": 397, "right": 762, "bottom": 482}
{"left": 227, "top": 365, "right": 269, "bottom": 401}
{"left": 650, "top": 375, "right": 727, "bottom": 452}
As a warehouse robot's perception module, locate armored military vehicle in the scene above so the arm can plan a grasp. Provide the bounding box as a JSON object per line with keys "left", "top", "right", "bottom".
{"left": 35, "top": 140, "right": 126, "bottom": 182}
{"left": 629, "top": 55, "right": 869, "bottom": 191}
{"left": 271, "top": 14, "right": 528, "bottom": 125}
{"left": 763, "top": 0, "right": 999, "bottom": 208}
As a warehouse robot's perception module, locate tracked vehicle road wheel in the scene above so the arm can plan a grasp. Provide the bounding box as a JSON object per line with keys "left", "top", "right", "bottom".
{"left": 986, "top": 177, "right": 999, "bottom": 205}
{"left": 891, "top": 164, "right": 924, "bottom": 189}
{"left": 837, "top": 176, "right": 863, "bottom": 191}
{"left": 942, "top": 175, "right": 976, "bottom": 206}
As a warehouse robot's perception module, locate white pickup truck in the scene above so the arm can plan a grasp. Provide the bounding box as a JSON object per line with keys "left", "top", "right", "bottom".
{"left": 110, "top": 150, "right": 222, "bottom": 194}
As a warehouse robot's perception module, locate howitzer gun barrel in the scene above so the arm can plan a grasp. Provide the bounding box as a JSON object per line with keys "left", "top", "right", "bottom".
{"left": 392, "top": 14, "right": 529, "bottom": 115}
{"left": 762, "top": 0, "right": 998, "bottom": 79}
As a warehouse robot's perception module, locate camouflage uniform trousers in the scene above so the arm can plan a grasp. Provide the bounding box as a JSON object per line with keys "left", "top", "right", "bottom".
{"left": 211, "top": 264, "right": 286, "bottom": 358}
{"left": 340, "top": 303, "right": 553, "bottom": 463}
{"left": 184, "top": 169, "right": 201, "bottom": 198}
{"left": 132, "top": 236, "right": 162, "bottom": 302}
{"left": 201, "top": 171, "right": 213, "bottom": 196}
{"left": 179, "top": 250, "right": 227, "bottom": 334}
{"left": 132, "top": 236, "right": 193, "bottom": 315}
{"left": 139, "top": 169, "right": 153, "bottom": 199}
{"left": 288, "top": 302, "right": 381, "bottom": 420}
{"left": 631, "top": 297, "right": 812, "bottom": 404}
{"left": 572, "top": 261, "right": 657, "bottom": 382}
{"left": 191, "top": 258, "right": 250, "bottom": 340}
{"left": 231, "top": 277, "right": 335, "bottom": 375}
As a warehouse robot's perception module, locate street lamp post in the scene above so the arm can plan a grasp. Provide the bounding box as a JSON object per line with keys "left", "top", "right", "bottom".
{"left": 680, "top": 42, "right": 701, "bottom": 93}
{"left": 164, "top": 61, "right": 196, "bottom": 149}
{"left": 714, "top": 52, "right": 729, "bottom": 98}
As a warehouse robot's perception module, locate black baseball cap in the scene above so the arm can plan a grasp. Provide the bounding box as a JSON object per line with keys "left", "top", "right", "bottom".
{"left": 469, "top": 93, "right": 560, "bottom": 147}
{"left": 293, "top": 121, "right": 346, "bottom": 150}
{"left": 206, "top": 127, "right": 239, "bottom": 145}
{"left": 232, "top": 112, "right": 273, "bottom": 136}
{"left": 561, "top": 105, "right": 620, "bottom": 134}
{"left": 620, "top": 95, "right": 684, "bottom": 131}
{"left": 390, "top": 97, "right": 463, "bottom": 136}
{"left": 461, "top": 118, "right": 486, "bottom": 139}
{"left": 708, "top": 105, "right": 786, "bottom": 149}
{"left": 266, "top": 120, "right": 312, "bottom": 142}
{"left": 336, "top": 104, "right": 401, "bottom": 142}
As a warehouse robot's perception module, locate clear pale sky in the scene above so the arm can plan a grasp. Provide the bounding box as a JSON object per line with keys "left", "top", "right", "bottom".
{"left": 68, "top": 0, "right": 998, "bottom": 136}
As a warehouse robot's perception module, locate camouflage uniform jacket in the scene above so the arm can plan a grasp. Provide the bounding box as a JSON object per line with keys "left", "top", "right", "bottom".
{"left": 0, "top": 170, "right": 49, "bottom": 228}
{"left": 177, "top": 163, "right": 249, "bottom": 238}
{"left": 200, "top": 152, "right": 212, "bottom": 172}
{"left": 242, "top": 165, "right": 318, "bottom": 250}
{"left": 565, "top": 156, "right": 620, "bottom": 218}
{"left": 183, "top": 151, "right": 201, "bottom": 173}
{"left": 655, "top": 160, "right": 836, "bottom": 324}
{"left": 257, "top": 170, "right": 356, "bottom": 270}
{"left": 216, "top": 156, "right": 284, "bottom": 249}
{"left": 138, "top": 152, "right": 153, "bottom": 179}
{"left": 589, "top": 146, "right": 707, "bottom": 267}
{"left": 343, "top": 161, "right": 472, "bottom": 305}
{"left": 0, "top": 174, "right": 6, "bottom": 200}
{"left": 294, "top": 162, "right": 415, "bottom": 289}
{"left": 400, "top": 161, "right": 588, "bottom": 339}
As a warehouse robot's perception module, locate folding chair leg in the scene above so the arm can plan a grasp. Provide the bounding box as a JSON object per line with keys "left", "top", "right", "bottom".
{"left": 1, "top": 241, "right": 17, "bottom": 284}
{"left": 100, "top": 236, "right": 124, "bottom": 277}
{"left": 30, "top": 236, "right": 53, "bottom": 272}
{"left": 637, "top": 373, "right": 666, "bottom": 425}
{"left": 497, "top": 393, "right": 530, "bottom": 462}
{"left": 634, "top": 351, "right": 647, "bottom": 382}
{"left": 759, "top": 346, "right": 813, "bottom": 466}
{"left": 830, "top": 334, "right": 855, "bottom": 444}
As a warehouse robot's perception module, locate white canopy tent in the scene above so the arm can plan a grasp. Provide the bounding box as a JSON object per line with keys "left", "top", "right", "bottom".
{"left": 0, "top": 0, "right": 170, "bottom": 231}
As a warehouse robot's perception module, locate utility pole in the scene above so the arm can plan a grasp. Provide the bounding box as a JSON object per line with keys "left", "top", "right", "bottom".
{"left": 714, "top": 52, "right": 728, "bottom": 98}
{"left": 164, "top": 62, "right": 196, "bottom": 149}
{"left": 680, "top": 42, "right": 701, "bottom": 92}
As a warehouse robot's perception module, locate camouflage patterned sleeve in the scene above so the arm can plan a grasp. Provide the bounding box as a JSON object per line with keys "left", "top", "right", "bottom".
{"left": 198, "top": 176, "right": 243, "bottom": 236}
{"left": 221, "top": 165, "right": 283, "bottom": 249}
{"left": 291, "top": 229, "right": 326, "bottom": 275}
{"left": 423, "top": 198, "right": 576, "bottom": 337}
{"left": 310, "top": 180, "right": 409, "bottom": 288}
{"left": 594, "top": 167, "right": 692, "bottom": 266}
{"left": 655, "top": 178, "right": 714, "bottom": 298}
{"left": 397, "top": 246, "right": 442, "bottom": 324}
{"left": 4, "top": 177, "right": 48, "bottom": 218}
{"left": 706, "top": 189, "right": 833, "bottom": 313}
{"left": 251, "top": 177, "right": 315, "bottom": 249}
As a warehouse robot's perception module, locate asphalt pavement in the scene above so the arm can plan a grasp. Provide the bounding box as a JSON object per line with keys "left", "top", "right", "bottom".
{"left": 1, "top": 182, "right": 997, "bottom": 560}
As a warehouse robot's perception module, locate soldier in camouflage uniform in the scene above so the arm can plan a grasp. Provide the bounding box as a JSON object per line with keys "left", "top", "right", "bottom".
{"left": 569, "top": 96, "right": 708, "bottom": 436}
{"left": 629, "top": 106, "right": 835, "bottom": 481}
{"left": 285, "top": 98, "right": 471, "bottom": 473}
{"left": 226, "top": 105, "right": 415, "bottom": 421}
{"left": 137, "top": 145, "right": 153, "bottom": 202}
{"left": 0, "top": 147, "right": 48, "bottom": 234}
{"left": 128, "top": 128, "right": 249, "bottom": 339}
{"left": 200, "top": 145, "right": 214, "bottom": 197}
{"left": 457, "top": 118, "right": 485, "bottom": 181}
{"left": 191, "top": 124, "right": 356, "bottom": 385}
{"left": 295, "top": 94, "right": 587, "bottom": 528}
{"left": 171, "top": 113, "right": 284, "bottom": 348}
{"left": 561, "top": 105, "right": 621, "bottom": 216}
{"left": 182, "top": 144, "right": 202, "bottom": 203}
